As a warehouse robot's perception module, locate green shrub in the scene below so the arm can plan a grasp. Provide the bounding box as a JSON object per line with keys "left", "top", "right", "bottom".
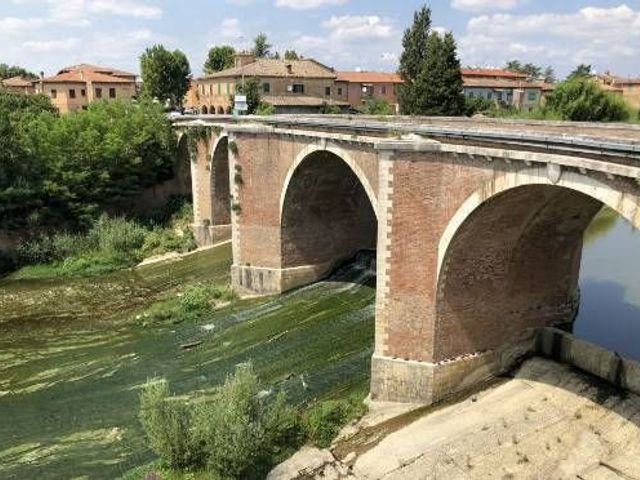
{"left": 463, "top": 96, "right": 495, "bottom": 116}
{"left": 358, "top": 96, "right": 394, "bottom": 115}
{"left": 139, "top": 380, "right": 205, "bottom": 470}
{"left": 139, "top": 365, "right": 303, "bottom": 479}
{"left": 256, "top": 102, "right": 276, "bottom": 116}
{"left": 304, "top": 395, "right": 368, "bottom": 448}
{"left": 545, "top": 78, "right": 632, "bottom": 122}
{"left": 179, "top": 283, "right": 235, "bottom": 313}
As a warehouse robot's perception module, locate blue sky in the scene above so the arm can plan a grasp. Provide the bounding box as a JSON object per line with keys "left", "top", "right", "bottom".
{"left": 1, "top": 1, "right": 639, "bottom": 78}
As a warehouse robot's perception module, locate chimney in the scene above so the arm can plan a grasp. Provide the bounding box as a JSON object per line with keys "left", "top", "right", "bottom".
{"left": 234, "top": 51, "right": 257, "bottom": 69}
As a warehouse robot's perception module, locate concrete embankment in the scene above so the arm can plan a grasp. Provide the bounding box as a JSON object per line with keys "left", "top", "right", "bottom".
{"left": 270, "top": 333, "right": 640, "bottom": 480}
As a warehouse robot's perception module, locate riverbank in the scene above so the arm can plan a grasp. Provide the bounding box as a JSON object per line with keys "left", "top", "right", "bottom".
{"left": 0, "top": 243, "right": 376, "bottom": 479}
{"left": 270, "top": 357, "right": 640, "bottom": 480}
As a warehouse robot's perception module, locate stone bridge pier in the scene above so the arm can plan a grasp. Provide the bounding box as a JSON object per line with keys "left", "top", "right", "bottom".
{"left": 180, "top": 117, "right": 640, "bottom": 405}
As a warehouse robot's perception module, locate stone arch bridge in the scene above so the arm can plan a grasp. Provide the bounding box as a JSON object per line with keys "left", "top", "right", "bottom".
{"left": 174, "top": 115, "right": 640, "bottom": 404}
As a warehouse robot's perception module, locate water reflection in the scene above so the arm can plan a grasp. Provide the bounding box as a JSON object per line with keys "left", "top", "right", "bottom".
{"left": 575, "top": 208, "right": 640, "bottom": 361}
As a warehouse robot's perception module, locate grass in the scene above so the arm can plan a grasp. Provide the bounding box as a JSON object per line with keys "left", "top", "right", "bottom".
{"left": 0, "top": 243, "right": 375, "bottom": 480}
{"left": 8, "top": 200, "right": 197, "bottom": 280}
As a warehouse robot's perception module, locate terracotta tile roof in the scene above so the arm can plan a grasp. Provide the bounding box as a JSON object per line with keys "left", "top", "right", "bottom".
{"left": 202, "top": 58, "right": 336, "bottom": 80}
{"left": 462, "top": 68, "right": 528, "bottom": 79}
{"left": 2, "top": 75, "right": 35, "bottom": 87}
{"left": 463, "top": 77, "right": 547, "bottom": 89}
{"left": 41, "top": 70, "right": 133, "bottom": 84}
{"left": 596, "top": 73, "right": 640, "bottom": 86}
{"left": 263, "top": 95, "right": 349, "bottom": 107}
{"left": 60, "top": 63, "right": 136, "bottom": 78}
{"left": 336, "top": 71, "right": 403, "bottom": 84}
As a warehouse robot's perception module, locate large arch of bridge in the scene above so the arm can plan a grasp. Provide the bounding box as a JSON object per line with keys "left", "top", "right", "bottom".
{"left": 279, "top": 145, "right": 378, "bottom": 271}
{"left": 434, "top": 167, "right": 640, "bottom": 362}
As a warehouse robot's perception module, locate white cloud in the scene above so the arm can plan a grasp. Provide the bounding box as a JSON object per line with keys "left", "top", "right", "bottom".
{"left": 452, "top": 0, "right": 524, "bottom": 12}
{"left": 23, "top": 37, "right": 81, "bottom": 52}
{"left": 322, "top": 15, "right": 393, "bottom": 40}
{"left": 220, "top": 17, "right": 242, "bottom": 39}
{"left": 275, "top": 0, "right": 347, "bottom": 10}
{"left": 459, "top": 4, "right": 640, "bottom": 74}
{"left": 88, "top": 0, "right": 162, "bottom": 19}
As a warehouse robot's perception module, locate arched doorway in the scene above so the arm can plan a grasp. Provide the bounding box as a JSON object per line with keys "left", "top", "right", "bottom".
{"left": 280, "top": 150, "right": 377, "bottom": 275}
{"left": 201, "top": 105, "right": 208, "bottom": 114}
{"left": 218, "top": 106, "right": 225, "bottom": 115}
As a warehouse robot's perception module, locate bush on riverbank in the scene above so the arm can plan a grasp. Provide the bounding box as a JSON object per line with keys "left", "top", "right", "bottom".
{"left": 9, "top": 199, "right": 196, "bottom": 279}
{"left": 140, "top": 365, "right": 303, "bottom": 479}
{"left": 138, "top": 365, "right": 369, "bottom": 479}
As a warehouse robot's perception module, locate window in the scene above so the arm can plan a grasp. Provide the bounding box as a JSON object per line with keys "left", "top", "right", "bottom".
{"left": 69, "top": 89, "right": 76, "bottom": 99}
{"left": 381, "top": 86, "right": 387, "bottom": 95}
{"left": 263, "top": 82, "right": 271, "bottom": 93}
{"left": 527, "top": 91, "right": 538, "bottom": 101}
{"left": 81, "top": 89, "right": 86, "bottom": 97}
{"left": 292, "top": 84, "right": 304, "bottom": 94}
{"left": 487, "top": 92, "right": 493, "bottom": 100}
{"left": 325, "top": 86, "right": 331, "bottom": 96}
{"left": 337, "top": 87, "right": 343, "bottom": 96}
{"left": 109, "top": 88, "right": 116, "bottom": 98}
{"left": 468, "top": 92, "right": 475, "bottom": 98}
{"left": 50, "top": 89, "right": 57, "bottom": 99}
{"left": 496, "top": 91, "right": 503, "bottom": 101}
{"left": 95, "top": 88, "right": 102, "bottom": 98}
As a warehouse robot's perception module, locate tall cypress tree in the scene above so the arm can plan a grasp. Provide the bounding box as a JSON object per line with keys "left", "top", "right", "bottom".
{"left": 398, "top": 6, "right": 465, "bottom": 116}
{"left": 398, "top": 6, "right": 432, "bottom": 115}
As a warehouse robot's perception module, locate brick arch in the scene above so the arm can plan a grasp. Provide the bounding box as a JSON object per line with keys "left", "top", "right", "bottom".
{"left": 208, "top": 134, "right": 231, "bottom": 227}
{"left": 279, "top": 145, "right": 378, "bottom": 271}
{"left": 434, "top": 167, "right": 640, "bottom": 362}
{"left": 279, "top": 144, "right": 378, "bottom": 222}
{"left": 437, "top": 167, "right": 640, "bottom": 281}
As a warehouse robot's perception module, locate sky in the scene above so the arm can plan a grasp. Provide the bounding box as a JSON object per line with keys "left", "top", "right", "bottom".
{"left": 1, "top": 0, "right": 639, "bottom": 78}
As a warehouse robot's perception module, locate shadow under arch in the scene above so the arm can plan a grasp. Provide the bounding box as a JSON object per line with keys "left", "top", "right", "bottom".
{"left": 279, "top": 148, "right": 378, "bottom": 274}
{"left": 435, "top": 168, "right": 640, "bottom": 363}
{"left": 208, "top": 134, "right": 231, "bottom": 227}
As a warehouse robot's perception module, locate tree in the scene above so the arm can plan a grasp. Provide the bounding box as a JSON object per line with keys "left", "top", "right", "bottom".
{"left": 545, "top": 78, "right": 631, "bottom": 122}
{"left": 398, "top": 5, "right": 432, "bottom": 113}
{"left": 568, "top": 64, "right": 593, "bottom": 80}
{"left": 284, "top": 50, "right": 299, "bottom": 61}
{"left": 253, "top": 33, "right": 272, "bottom": 58}
{"left": 204, "top": 45, "right": 235, "bottom": 74}
{"left": 542, "top": 66, "right": 556, "bottom": 84}
{"left": 505, "top": 60, "right": 544, "bottom": 79}
{"left": 140, "top": 45, "right": 191, "bottom": 108}
{"left": 235, "top": 77, "right": 261, "bottom": 114}
{"left": 0, "top": 63, "right": 38, "bottom": 80}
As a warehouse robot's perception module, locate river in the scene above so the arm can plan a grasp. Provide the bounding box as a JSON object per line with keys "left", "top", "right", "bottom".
{"left": 0, "top": 208, "right": 637, "bottom": 479}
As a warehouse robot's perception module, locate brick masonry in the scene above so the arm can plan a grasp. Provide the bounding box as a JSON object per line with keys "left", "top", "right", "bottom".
{"left": 187, "top": 124, "right": 640, "bottom": 404}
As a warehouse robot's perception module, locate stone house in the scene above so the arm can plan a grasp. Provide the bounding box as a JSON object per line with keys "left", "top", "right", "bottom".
{"left": 1, "top": 76, "right": 36, "bottom": 95}
{"left": 462, "top": 68, "right": 551, "bottom": 111}
{"left": 595, "top": 73, "right": 640, "bottom": 109}
{"left": 37, "top": 64, "right": 137, "bottom": 113}
{"left": 334, "top": 71, "right": 403, "bottom": 113}
{"left": 191, "top": 53, "right": 349, "bottom": 114}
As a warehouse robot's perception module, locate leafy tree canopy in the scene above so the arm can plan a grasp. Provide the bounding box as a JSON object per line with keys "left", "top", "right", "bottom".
{"left": 0, "top": 94, "right": 177, "bottom": 230}
{"left": 359, "top": 96, "right": 394, "bottom": 115}
{"left": 204, "top": 45, "right": 235, "bottom": 74}
{"left": 253, "top": 33, "right": 272, "bottom": 58}
{"left": 0, "top": 63, "right": 38, "bottom": 80}
{"left": 284, "top": 50, "right": 299, "bottom": 60}
{"left": 545, "top": 78, "right": 631, "bottom": 122}
{"left": 234, "top": 77, "right": 262, "bottom": 114}
{"left": 140, "top": 45, "right": 191, "bottom": 108}
{"left": 568, "top": 63, "right": 593, "bottom": 80}
{"left": 398, "top": 6, "right": 464, "bottom": 116}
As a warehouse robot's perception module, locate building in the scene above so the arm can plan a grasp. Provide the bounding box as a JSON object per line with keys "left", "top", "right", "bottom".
{"left": 462, "top": 68, "right": 551, "bottom": 111}
{"left": 1, "top": 76, "right": 36, "bottom": 95}
{"left": 191, "top": 52, "right": 348, "bottom": 114}
{"left": 335, "top": 71, "right": 403, "bottom": 113}
{"left": 37, "top": 64, "right": 137, "bottom": 113}
{"left": 595, "top": 72, "right": 640, "bottom": 109}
